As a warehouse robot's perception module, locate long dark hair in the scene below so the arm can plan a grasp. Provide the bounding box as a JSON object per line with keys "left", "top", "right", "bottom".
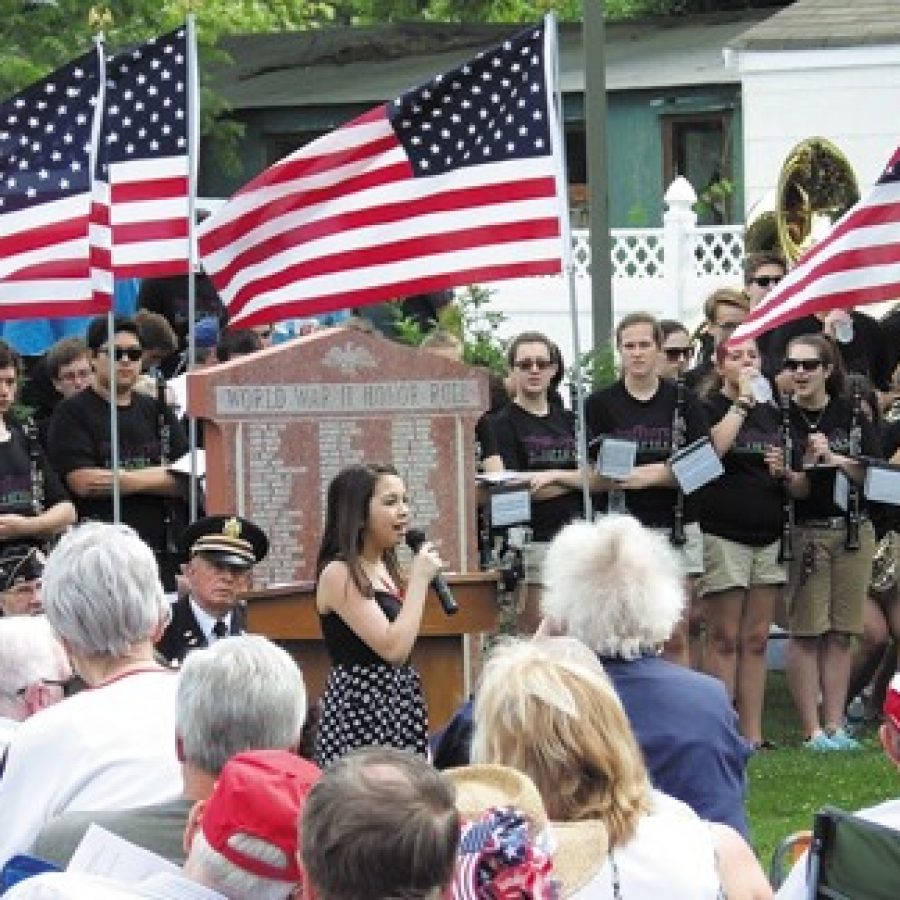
{"left": 316, "top": 464, "right": 402, "bottom": 596}
{"left": 786, "top": 333, "right": 846, "bottom": 398}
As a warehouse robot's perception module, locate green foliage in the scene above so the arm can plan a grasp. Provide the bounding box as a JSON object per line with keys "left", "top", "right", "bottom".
{"left": 391, "top": 285, "right": 508, "bottom": 374}
{"left": 0, "top": 0, "right": 335, "bottom": 157}
{"left": 569, "top": 343, "right": 617, "bottom": 392}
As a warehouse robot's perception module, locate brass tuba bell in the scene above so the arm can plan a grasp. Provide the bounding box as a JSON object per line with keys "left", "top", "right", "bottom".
{"left": 744, "top": 137, "right": 859, "bottom": 262}
{"left": 775, "top": 138, "right": 859, "bottom": 262}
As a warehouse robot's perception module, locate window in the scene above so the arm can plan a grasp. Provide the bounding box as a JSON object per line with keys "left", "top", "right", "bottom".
{"left": 662, "top": 113, "right": 732, "bottom": 225}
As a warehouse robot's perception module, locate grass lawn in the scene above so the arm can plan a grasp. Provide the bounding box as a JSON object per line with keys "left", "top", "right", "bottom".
{"left": 747, "top": 669, "right": 897, "bottom": 871}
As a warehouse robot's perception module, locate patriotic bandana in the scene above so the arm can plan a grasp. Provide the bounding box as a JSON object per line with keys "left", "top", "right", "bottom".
{"left": 451, "top": 807, "right": 560, "bottom": 900}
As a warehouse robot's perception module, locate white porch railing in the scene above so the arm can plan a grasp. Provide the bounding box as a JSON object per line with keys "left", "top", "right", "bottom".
{"left": 481, "top": 177, "right": 746, "bottom": 369}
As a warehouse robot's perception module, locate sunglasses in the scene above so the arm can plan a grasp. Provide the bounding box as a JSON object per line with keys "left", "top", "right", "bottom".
{"left": 514, "top": 358, "right": 554, "bottom": 372}
{"left": 664, "top": 346, "right": 693, "bottom": 362}
{"left": 784, "top": 358, "right": 823, "bottom": 372}
{"left": 98, "top": 345, "right": 143, "bottom": 362}
{"left": 750, "top": 276, "right": 782, "bottom": 288}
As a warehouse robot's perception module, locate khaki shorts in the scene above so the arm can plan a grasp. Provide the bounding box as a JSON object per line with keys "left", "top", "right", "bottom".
{"left": 785, "top": 520, "right": 876, "bottom": 637}
{"left": 698, "top": 534, "right": 787, "bottom": 597}
{"left": 650, "top": 521, "right": 704, "bottom": 577}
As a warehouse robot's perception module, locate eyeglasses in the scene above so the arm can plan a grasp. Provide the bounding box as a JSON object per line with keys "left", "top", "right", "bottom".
{"left": 514, "top": 358, "right": 554, "bottom": 372}
{"left": 750, "top": 276, "right": 782, "bottom": 288}
{"left": 14, "top": 676, "right": 75, "bottom": 697}
{"left": 99, "top": 345, "right": 143, "bottom": 363}
{"left": 783, "top": 358, "right": 824, "bottom": 372}
{"left": 664, "top": 346, "right": 693, "bottom": 362}
{"left": 58, "top": 368, "right": 91, "bottom": 382}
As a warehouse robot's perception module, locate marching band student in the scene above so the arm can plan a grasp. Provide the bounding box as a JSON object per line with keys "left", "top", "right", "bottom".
{"left": 658, "top": 319, "right": 695, "bottom": 382}
{"left": 699, "top": 338, "right": 786, "bottom": 748}
{"left": 779, "top": 334, "right": 880, "bottom": 751}
{"left": 586, "top": 313, "right": 711, "bottom": 665}
{"left": 482, "top": 331, "right": 590, "bottom": 622}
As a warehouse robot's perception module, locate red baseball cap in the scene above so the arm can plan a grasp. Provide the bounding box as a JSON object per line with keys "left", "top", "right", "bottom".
{"left": 201, "top": 749, "right": 321, "bottom": 882}
{"left": 885, "top": 674, "right": 900, "bottom": 732}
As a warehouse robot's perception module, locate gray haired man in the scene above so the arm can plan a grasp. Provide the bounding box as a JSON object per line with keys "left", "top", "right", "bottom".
{"left": 31, "top": 634, "right": 307, "bottom": 866}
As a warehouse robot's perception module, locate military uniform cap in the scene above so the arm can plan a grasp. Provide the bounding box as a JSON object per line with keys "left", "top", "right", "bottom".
{"left": 180, "top": 516, "right": 268, "bottom": 569}
{"left": 0, "top": 544, "right": 45, "bottom": 592}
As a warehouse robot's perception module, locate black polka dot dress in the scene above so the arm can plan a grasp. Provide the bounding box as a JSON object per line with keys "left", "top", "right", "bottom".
{"left": 315, "top": 589, "right": 428, "bottom": 768}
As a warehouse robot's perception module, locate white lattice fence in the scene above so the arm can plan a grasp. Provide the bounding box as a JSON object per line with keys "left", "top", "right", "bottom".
{"left": 479, "top": 178, "right": 747, "bottom": 372}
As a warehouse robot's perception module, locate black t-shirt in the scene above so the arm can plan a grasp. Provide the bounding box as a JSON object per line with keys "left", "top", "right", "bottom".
{"left": 487, "top": 401, "right": 583, "bottom": 541}
{"left": 585, "top": 379, "right": 710, "bottom": 529}
{"left": 47, "top": 388, "right": 189, "bottom": 553}
{"left": 0, "top": 421, "right": 69, "bottom": 548}
{"left": 791, "top": 394, "right": 882, "bottom": 522}
{"left": 765, "top": 312, "right": 891, "bottom": 389}
{"left": 699, "top": 395, "right": 783, "bottom": 546}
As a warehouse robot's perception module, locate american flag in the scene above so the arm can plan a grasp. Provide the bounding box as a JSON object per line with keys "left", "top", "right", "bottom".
{"left": 732, "top": 145, "right": 900, "bottom": 344}
{"left": 94, "top": 24, "right": 195, "bottom": 296}
{"left": 0, "top": 50, "right": 104, "bottom": 320}
{"left": 199, "top": 19, "right": 565, "bottom": 328}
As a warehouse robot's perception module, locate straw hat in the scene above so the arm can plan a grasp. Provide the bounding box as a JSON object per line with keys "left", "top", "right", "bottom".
{"left": 446, "top": 764, "right": 609, "bottom": 897}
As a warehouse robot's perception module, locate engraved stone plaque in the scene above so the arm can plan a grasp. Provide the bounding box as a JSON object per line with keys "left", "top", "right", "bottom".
{"left": 188, "top": 328, "right": 487, "bottom": 587}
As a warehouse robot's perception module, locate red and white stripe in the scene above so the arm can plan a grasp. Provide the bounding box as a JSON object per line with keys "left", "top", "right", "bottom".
{"left": 199, "top": 107, "right": 563, "bottom": 328}
{"left": 732, "top": 158, "right": 900, "bottom": 345}
{"left": 107, "top": 154, "right": 191, "bottom": 278}
{"left": 0, "top": 193, "right": 106, "bottom": 320}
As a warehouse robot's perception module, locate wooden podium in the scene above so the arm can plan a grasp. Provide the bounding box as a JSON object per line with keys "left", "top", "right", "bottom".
{"left": 245, "top": 572, "right": 500, "bottom": 732}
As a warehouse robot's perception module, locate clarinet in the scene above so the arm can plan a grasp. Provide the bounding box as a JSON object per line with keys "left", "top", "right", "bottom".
{"left": 157, "top": 372, "right": 178, "bottom": 555}
{"left": 845, "top": 384, "right": 862, "bottom": 552}
{"left": 24, "top": 417, "right": 44, "bottom": 516}
{"left": 670, "top": 376, "right": 687, "bottom": 547}
{"left": 778, "top": 392, "right": 794, "bottom": 563}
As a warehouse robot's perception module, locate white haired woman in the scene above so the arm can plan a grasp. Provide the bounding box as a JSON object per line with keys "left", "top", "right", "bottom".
{"left": 471, "top": 639, "right": 772, "bottom": 899}
{"left": 0, "top": 522, "right": 181, "bottom": 866}
{"left": 539, "top": 515, "right": 753, "bottom": 837}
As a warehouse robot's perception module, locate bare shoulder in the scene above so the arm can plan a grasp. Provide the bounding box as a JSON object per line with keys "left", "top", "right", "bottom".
{"left": 317, "top": 560, "right": 364, "bottom": 614}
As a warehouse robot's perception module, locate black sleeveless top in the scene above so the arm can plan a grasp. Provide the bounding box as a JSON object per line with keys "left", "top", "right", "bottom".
{"left": 319, "top": 589, "right": 405, "bottom": 667}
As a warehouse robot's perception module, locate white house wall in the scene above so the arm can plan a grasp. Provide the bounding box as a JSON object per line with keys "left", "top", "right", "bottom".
{"left": 737, "top": 44, "right": 900, "bottom": 214}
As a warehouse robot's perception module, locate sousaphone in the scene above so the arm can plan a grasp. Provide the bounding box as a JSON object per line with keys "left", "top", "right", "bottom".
{"left": 745, "top": 137, "right": 859, "bottom": 261}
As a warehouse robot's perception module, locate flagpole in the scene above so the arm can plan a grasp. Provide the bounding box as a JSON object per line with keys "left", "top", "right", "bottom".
{"left": 186, "top": 13, "right": 200, "bottom": 523}
{"left": 91, "top": 27, "right": 121, "bottom": 523}
{"left": 546, "top": 13, "right": 593, "bottom": 523}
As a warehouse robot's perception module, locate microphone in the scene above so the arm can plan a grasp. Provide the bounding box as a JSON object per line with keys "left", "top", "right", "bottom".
{"left": 405, "top": 528, "right": 458, "bottom": 616}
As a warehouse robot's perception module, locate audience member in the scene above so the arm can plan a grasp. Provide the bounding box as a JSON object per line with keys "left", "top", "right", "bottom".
{"left": 300, "top": 746, "right": 460, "bottom": 900}
{"left": 156, "top": 515, "right": 268, "bottom": 665}
{"left": 47, "top": 315, "right": 189, "bottom": 591}
{"left": 449, "top": 766, "right": 564, "bottom": 900}
{"left": 448, "top": 754, "right": 607, "bottom": 897}
{"left": 0, "top": 545, "right": 44, "bottom": 616}
{"left": 541, "top": 515, "right": 753, "bottom": 836}
{"left": 0, "top": 522, "right": 180, "bottom": 865}
{"left": 0, "top": 616, "right": 70, "bottom": 755}
{"left": 9, "top": 750, "right": 320, "bottom": 900}
{"left": 471, "top": 638, "right": 772, "bottom": 899}
{"left": 31, "top": 634, "right": 306, "bottom": 866}
{"left": 776, "top": 672, "right": 900, "bottom": 899}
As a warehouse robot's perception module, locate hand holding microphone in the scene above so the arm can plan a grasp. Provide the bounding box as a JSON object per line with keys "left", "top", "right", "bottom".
{"left": 405, "top": 528, "right": 458, "bottom": 616}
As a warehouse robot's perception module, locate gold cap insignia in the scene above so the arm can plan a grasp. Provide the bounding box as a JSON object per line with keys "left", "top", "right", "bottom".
{"left": 222, "top": 517, "right": 242, "bottom": 539}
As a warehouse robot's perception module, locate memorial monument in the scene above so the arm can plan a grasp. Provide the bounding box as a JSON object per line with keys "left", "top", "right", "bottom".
{"left": 188, "top": 327, "right": 488, "bottom": 587}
